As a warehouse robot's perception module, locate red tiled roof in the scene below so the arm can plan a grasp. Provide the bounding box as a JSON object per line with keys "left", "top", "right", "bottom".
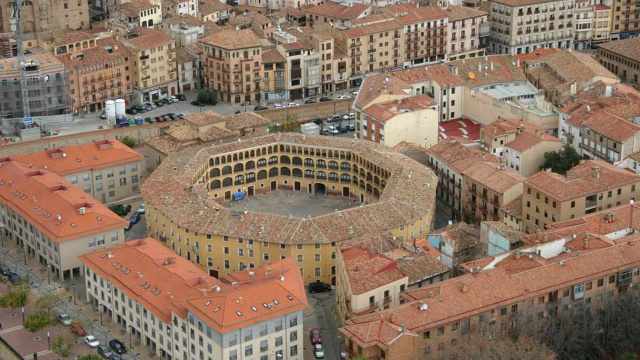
{"left": 199, "top": 28, "right": 261, "bottom": 49}
{"left": 506, "top": 131, "right": 562, "bottom": 152}
{"left": 342, "top": 247, "right": 406, "bottom": 294}
{"left": 362, "top": 95, "right": 435, "bottom": 123}
{"left": 426, "top": 138, "right": 499, "bottom": 174}
{"left": 462, "top": 161, "right": 526, "bottom": 194}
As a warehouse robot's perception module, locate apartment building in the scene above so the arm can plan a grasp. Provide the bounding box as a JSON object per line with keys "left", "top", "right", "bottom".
{"left": 159, "top": 15, "right": 206, "bottom": 47}
{"left": 522, "top": 160, "right": 640, "bottom": 233}
{"left": 0, "top": 159, "right": 127, "bottom": 281}
{"left": 198, "top": 0, "right": 231, "bottom": 23}
{"left": 446, "top": 5, "right": 489, "bottom": 61}
{"left": 177, "top": 48, "right": 199, "bottom": 92}
{"left": 592, "top": 4, "right": 611, "bottom": 44}
{"left": 201, "top": 29, "right": 262, "bottom": 104}
{"left": 0, "top": 53, "right": 68, "bottom": 119}
{"left": 118, "top": 0, "right": 162, "bottom": 28}
{"left": 480, "top": 221, "right": 526, "bottom": 255}
{"left": 0, "top": 0, "right": 88, "bottom": 35}
{"left": 427, "top": 222, "right": 480, "bottom": 270}
{"left": 339, "top": 20, "right": 404, "bottom": 86}
{"left": 573, "top": 0, "right": 593, "bottom": 49}
{"left": 313, "top": 32, "right": 336, "bottom": 94}
{"left": 276, "top": 40, "right": 320, "bottom": 100}
{"left": 524, "top": 49, "right": 618, "bottom": 107}
{"left": 341, "top": 210, "right": 640, "bottom": 359}
{"left": 610, "top": 0, "right": 640, "bottom": 39}
{"left": 425, "top": 139, "right": 500, "bottom": 221}
{"left": 359, "top": 95, "right": 438, "bottom": 147}
{"left": 580, "top": 101, "right": 640, "bottom": 163}
{"left": 462, "top": 161, "right": 526, "bottom": 226}
{"left": 599, "top": 37, "right": 640, "bottom": 85}
{"left": 261, "top": 49, "right": 287, "bottom": 102}
{"left": 11, "top": 139, "right": 146, "bottom": 204}
{"left": 57, "top": 37, "right": 133, "bottom": 115}
{"left": 306, "top": 2, "right": 371, "bottom": 28}
{"left": 490, "top": 0, "right": 575, "bottom": 55}
{"left": 479, "top": 117, "right": 544, "bottom": 155}
{"left": 79, "top": 238, "right": 307, "bottom": 360}
{"left": 121, "top": 27, "right": 178, "bottom": 104}
{"left": 164, "top": 0, "right": 198, "bottom": 16}
{"left": 503, "top": 130, "right": 563, "bottom": 177}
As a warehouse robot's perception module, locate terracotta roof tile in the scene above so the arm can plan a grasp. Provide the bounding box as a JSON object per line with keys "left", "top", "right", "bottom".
{"left": 426, "top": 138, "right": 499, "bottom": 174}
{"left": 362, "top": 95, "right": 435, "bottom": 123}
{"left": 506, "top": 131, "right": 562, "bottom": 152}
{"left": 503, "top": 195, "right": 523, "bottom": 218}
{"left": 599, "top": 37, "right": 640, "bottom": 61}
{"left": 391, "top": 64, "right": 464, "bottom": 87}
{"left": 199, "top": 28, "right": 261, "bottom": 49}
{"left": 450, "top": 55, "right": 526, "bottom": 88}
{"left": 118, "top": 0, "right": 157, "bottom": 16}
{"left": 306, "top": 2, "right": 370, "bottom": 20}
{"left": 57, "top": 38, "right": 132, "bottom": 69}
{"left": 122, "top": 27, "right": 174, "bottom": 50}
{"left": 388, "top": 4, "right": 448, "bottom": 25}
{"left": 342, "top": 248, "right": 406, "bottom": 294}
{"left": 342, "top": 19, "right": 402, "bottom": 38}
{"left": 262, "top": 48, "right": 286, "bottom": 63}
{"left": 353, "top": 72, "right": 412, "bottom": 110}
{"left": 446, "top": 5, "right": 488, "bottom": 22}
{"left": 433, "top": 222, "right": 480, "bottom": 251}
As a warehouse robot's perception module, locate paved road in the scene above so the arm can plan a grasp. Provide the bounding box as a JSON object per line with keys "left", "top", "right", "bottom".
{"left": 303, "top": 290, "right": 343, "bottom": 360}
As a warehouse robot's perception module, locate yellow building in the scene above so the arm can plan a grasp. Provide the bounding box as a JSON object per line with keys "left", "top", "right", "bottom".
{"left": 141, "top": 133, "right": 438, "bottom": 285}
{"left": 261, "top": 49, "right": 287, "bottom": 102}
{"left": 592, "top": 4, "right": 611, "bottom": 44}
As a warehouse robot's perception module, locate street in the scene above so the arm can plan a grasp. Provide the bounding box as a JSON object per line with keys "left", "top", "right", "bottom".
{"left": 303, "top": 289, "right": 343, "bottom": 360}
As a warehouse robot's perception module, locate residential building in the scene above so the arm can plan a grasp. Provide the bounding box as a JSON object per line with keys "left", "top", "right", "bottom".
{"left": 141, "top": 133, "right": 438, "bottom": 285}
{"left": 573, "top": 0, "right": 593, "bottom": 50}
{"left": 502, "top": 195, "right": 523, "bottom": 230}
{"left": 118, "top": 0, "right": 162, "bottom": 28}
{"left": 198, "top": 0, "right": 231, "bottom": 23}
{"left": 446, "top": 5, "right": 489, "bottom": 61}
{"left": 306, "top": 2, "right": 371, "bottom": 28}
{"left": 610, "top": 0, "right": 640, "bottom": 39}
{"left": 592, "top": 4, "right": 611, "bottom": 44}
{"left": 489, "top": 0, "right": 575, "bottom": 55}
{"left": 0, "top": 0, "right": 89, "bottom": 35}
{"left": 462, "top": 161, "right": 526, "bottom": 226}
{"left": 359, "top": 95, "right": 438, "bottom": 147}
{"left": 159, "top": 15, "right": 206, "bottom": 47}
{"left": 341, "top": 208, "right": 640, "bottom": 359}
{"left": 522, "top": 160, "right": 640, "bottom": 233}
{"left": 79, "top": 238, "right": 307, "bottom": 360}
{"left": 0, "top": 159, "right": 127, "bottom": 281}
{"left": 425, "top": 138, "right": 499, "bottom": 221}
{"left": 261, "top": 49, "right": 288, "bottom": 102}
{"left": 177, "top": 48, "right": 199, "bottom": 92}
{"left": 479, "top": 117, "right": 544, "bottom": 155}
{"left": 523, "top": 49, "right": 618, "bottom": 107}
{"left": 276, "top": 39, "right": 320, "bottom": 100}
{"left": 0, "top": 53, "right": 68, "bottom": 119}
{"left": 599, "top": 37, "right": 640, "bottom": 85}
{"left": 11, "top": 139, "right": 145, "bottom": 204}
{"left": 201, "top": 28, "right": 262, "bottom": 104}
{"left": 333, "top": 45, "right": 350, "bottom": 92}
{"left": 427, "top": 222, "right": 481, "bottom": 270}
{"left": 57, "top": 37, "right": 133, "bottom": 115}
{"left": 479, "top": 221, "right": 526, "bottom": 255}
{"left": 384, "top": 4, "right": 448, "bottom": 66}
{"left": 313, "top": 32, "right": 336, "bottom": 94}
{"left": 503, "top": 130, "right": 563, "bottom": 176}
{"left": 338, "top": 20, "right": 404, "bottom": 86}
{"left": 121, "top": 27, "right": 178, "bottom": 104}
{"left": 164, "top": 0, "right": 198, "bottom": 16}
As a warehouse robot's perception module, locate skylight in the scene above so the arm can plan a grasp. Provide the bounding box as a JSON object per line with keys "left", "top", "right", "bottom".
{"left": 251, "top": 306, "right": 257, "bottom": 312}
{"left": 236, "top": 311, "right": 242, "bottom": 316}
{"left": 287, "top": 295, "right": 294, "bottom": 301}
{"left": 205, "top": 301, "right": 211, "bottom": 307}
{"left": 213, "top": 307, "right": 221, "bottom": 313}
{"left": 273, "top": 299, "right": 279, "bottom": 305}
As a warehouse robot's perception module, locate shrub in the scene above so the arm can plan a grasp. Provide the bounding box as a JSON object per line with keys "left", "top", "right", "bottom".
{"left": 52, "top": 336, "right": 74, "bottom": 357}
{"left": 118, "top": 135, "right": 136, "bottom": 148}
{"left": 24, "top": 313, "right": 52, "bottom": 332}
{"left": 197, "top": 89, "right": 218, "bottom": 105}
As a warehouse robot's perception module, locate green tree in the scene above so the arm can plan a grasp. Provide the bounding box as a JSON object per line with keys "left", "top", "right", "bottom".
{"left": 24, "top": 313, "right": 52, "bottom": 332}
{"left": 51, "top": 336, "right": 74, "bottom": 357}
{"left": 540, "top": 147, "right": 583, "bottom": 175}
{"left": 197, "top": 89, "right": 218, "bottom": 105}
{"left": 118, "top": 135, "right": 136, "bottom": 148}
{"left": 35, "top": 293, "right": 65, "bottom": 316}
{"left": 0, "top": 285, "right": 29, "bottom": 310}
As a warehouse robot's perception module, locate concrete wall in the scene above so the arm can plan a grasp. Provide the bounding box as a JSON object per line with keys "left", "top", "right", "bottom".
{"left": 256, "top": 99, "right": 354, "bottom": 122}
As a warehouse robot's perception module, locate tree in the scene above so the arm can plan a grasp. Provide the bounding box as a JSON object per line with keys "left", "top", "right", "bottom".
{"left": 0, "top": 285, "right": 29, "bottom": 310}
{"left": 197, "top": 89, "right": 218, "bottom": 105}
{"left": 440, "top": 335, "right": 557, "bottom": 360}
{"left": 118, "top": 135, "right": 136, "bottom": 149}
{"left": 35, "top": 293, "right": 65, "bottom": 316}
{"left": 540, "top": 147, "right": 582, "bottom": 175}
{"left": 24, "top": 313, "right": 52, "bottom": 332}
{"left": 51, "top": 336, "right": 74, "bottom": 357}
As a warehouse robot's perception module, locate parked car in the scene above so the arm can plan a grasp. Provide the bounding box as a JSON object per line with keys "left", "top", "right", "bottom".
{"left": 100, "top": 111, "right": 107, "bottom": 119}
{"left": 347, "top": 112, "right": 356, "bottom": 119}
{"left": 168, "top": 96, "right": 179, "bottom": 103}
{"left": 144, "top": 102, "right": 155, "bottom": 110}
{"left": 273, "top": 103, "right": 286, "bottom": 109}
{"left": 347, "top": 123, "right": 356, "bottom": 131}
{"left": 310, "top": 328, "right": 322, "bottom": 344}
{"left": 130, "top": 212, "right": 141, "bottom": 224}
{"left": 113, "top": 122, "right": 129, "bottom": 129}
{"left": 286, "top": 102, "right": 299, "bottom": 107}
{"left": 311, "top": 118, "right": 323, "bottom": 126}
{"left": 167, "top": 113, "right": 179, "bottom": 121}
{"left": 340, "top": 349, "right": 347, "bottom": 360}
{"left": 319, "top": 97, "right": 332, "bottom": 102}
{"left": 191, "top": 100, "right": 204, "bottom": 107}
{"left": 84, "top": 335, "right": 100, "bottom": 348}
{"left": 163, "top": 115, "right": 172, "bottom": 122}
{"left": 350, "top": 91, "right": 359, "bottom": 97}
{"left": 337, "top": 125, "right": 348, "bottom": 133}
{"left": 71, "top": 323, "right": 87, "bottom": 336}
{"left": 305, "top": 99, "right": 316, "bottom": 104}
{"left": 254, "top": 105, "right": 269, "bottom": 111}
{"left": 337, "top": 95, "right": 351, "bottom": 100}
{"left": 327, "top": 115, "right": 342, "bottom": 123}
{"left": 144, "top": 117, "right": 155, "bottom": 124}
{"left": 176, "top": 94, "right": 187, "bottom": 101}
{"left": 8, "top": 273, "right": 20, "bottom": 284}
{"left": 1, "top": 266, "right": 12, "bottom": 276}
{"left": 177, "top": 113, "right": 187, "bottom": 120}
{"left": 126, "top": 104, "right": 146, "bottom": 115}
{"left": 137, "top": 203, "right": 146, "bottom": 214}
{"left": 314, "top": 344, "right": 325, "bottom": 359}
{"left": 159, "top": 98, "right": 169, "bottom": 105}
{"left": 153, "top": 100, "right": 164, "bottom": 108}
{"left": 57, "top": 313, "right": 72, "bottom": 326}
{"left": 308, "top": 281, "right": 332, "bottom": 293}
{"left": 97, "top": 345, "right": 113, "bottom": 358}
{"left": 108, "top": 339, "right": 127, "bottom": 355}
{"left": 154, "top": 115, "right": 165, "bottom": 122}
{"left": 327, "top": 126, "right": 339, "bottom": 135}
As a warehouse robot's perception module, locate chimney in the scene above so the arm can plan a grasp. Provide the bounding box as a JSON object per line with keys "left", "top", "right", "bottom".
{"left": 490, "top": 61, "right": 494, "bottom": 72}
{"left": 516, "top": 58, "right": 520, "bottom": 67}
{"left": 460, "top": 282, "right": 468, "bottom": 293}
{"left": 584, "top": 233, "right": 589, "bottom": 248}
{"left": 389, "top": 312, "right": 397, "bottom": 324}
{"left": 593, "top": 166, "right": 600, "bottom": 179}
{"left": 514, "top": 252, "right": 522, "bottom": 260}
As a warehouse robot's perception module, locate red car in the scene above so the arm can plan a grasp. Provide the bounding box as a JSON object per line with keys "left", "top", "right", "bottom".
{"left": 71, "top": 323, "right": 87, "bottom": 336}
{"left": 310, "top": 328, "right": 322, "bottom": 344}
{"left": 155, "top": 115, "right": 165, "bottom": 122}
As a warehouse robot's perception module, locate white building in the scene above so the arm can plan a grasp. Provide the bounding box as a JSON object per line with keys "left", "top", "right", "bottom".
{"left": 79, "top": 238, "right": 307, "bottom": 360}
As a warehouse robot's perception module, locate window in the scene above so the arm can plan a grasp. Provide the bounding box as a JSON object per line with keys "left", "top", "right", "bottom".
{"left": 571, "top": 201, "right": 575, "bottom": 208}
{"left": 297, "top": 255, "right": 303, "bottom": 262}
{"left": 314, "top": 267, "right": 320, "bottom": 277}
{"left": 597, "top": 278, "right": 604, "bottom": 287}
{"left": 290, "top": 345, "right": 298, "bottom": 356}
{"left": 573, "top": 283, "right": 585, "bottom": 299}
{"left": 423, "top": 331, "right": 430, "bottom": 339}
{"left": 314, "top": 254, "right": 320, "bottom": 261}
{"left": 438, "top": 327, "right": 444, "bottom": 335}
{"left": 609, "top": 275, "right": 615, "bottom": 283}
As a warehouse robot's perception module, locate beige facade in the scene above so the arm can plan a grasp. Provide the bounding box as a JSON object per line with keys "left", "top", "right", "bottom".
{"left": 201, "top": 29, "right": 263, "bottom": 104}
{"left": 573, "top": 0, "right": 593, "bottom": 50}
{"left": 599, "top": 37, "right": 640, "bottom": 85}
{"left": 0, "top": 0, "right": 89, "bottom": 34}
{"left": 592, "top": 4, "right": 611, "bottom": 43}
{"left": 503, "top": 133, "right": 564, "bottom": 177}
{"left": 610, "top": 0, "right": 640, "bottom": 37}
{"left": 447, "top": 5, "right": 489, "bottom": 61}
{"left": 490, "top": 0, "right": 575, "bottom": 55}
{"left": 118, "top": 0, "right": 162, "bottom": 28}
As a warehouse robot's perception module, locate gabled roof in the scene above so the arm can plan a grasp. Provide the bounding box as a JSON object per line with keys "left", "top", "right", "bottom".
{"left": 362, "top": 95, "right": 435, "bottom": 123}
{"left": 599, "top": 37, "right": 640, "bottom": 61}
{"left": 433, "top": 222, "right": 480, "bottom": 251}
{"left": 426, "top": 138, "right": 499, "bottom": 174}
{"left": 462, "top": 161, "right": 526, "bottom": 194}
{"left": 353, "top": 72, "right": 412, "bottom": 110}
{"left": 199, "top": 29, "right": 261, "bottom": 49}
{"left": 505, "top": 131, "right": 562, "bottom": 152}
{"left": 450, "top": 54, "right": 526, "bottom": 88}
{"left": 306, "top": 2, "right": 370, "bottom": 20}
{"left": 341, "top": 247, "right": 406, "bottom": 295}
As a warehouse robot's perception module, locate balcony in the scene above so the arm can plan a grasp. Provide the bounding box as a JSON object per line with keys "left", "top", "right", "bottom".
{"left": 368, "top": 48, "right": 375, "bottom": 53}
{"left": 140, "top": 54, "right": 149, "bottom": 60}
{"left": 167, "top": 47, "right": 176, "bottom": 53}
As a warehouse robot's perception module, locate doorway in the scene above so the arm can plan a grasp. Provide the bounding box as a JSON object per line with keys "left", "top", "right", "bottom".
{"left": 248, "top": 186, "right": 254, "bottom": 196}
{"left": 308, "top": 184, "right": 312, "bottom": 193}
{"left": 270, "top": 181, "right": 277, "bottom": 190}
{"left": 294, "top": 181, "right": 301, "bottom": 191}
{"left": 360, "top": 193, "right": 364, "bottom": 203}
{"left": 314, "top": 183, "right": 326, "bottom": 195}
{"left": 225, "top": 191, "right": 231, "bottom": 200}
{"left": 342, "top": 186, "right": 349, "bottom": 197}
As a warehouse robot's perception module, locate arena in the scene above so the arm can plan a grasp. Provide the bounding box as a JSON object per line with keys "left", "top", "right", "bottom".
{"left": 141, "top": 133, "right": 438, "bottom": 285}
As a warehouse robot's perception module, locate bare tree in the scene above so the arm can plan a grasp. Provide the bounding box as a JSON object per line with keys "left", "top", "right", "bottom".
{"left": 440, "top": 335, "right": 557, "bottom": 360}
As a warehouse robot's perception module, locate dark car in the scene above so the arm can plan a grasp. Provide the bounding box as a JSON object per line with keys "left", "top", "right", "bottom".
{"left": 167, "top": 113, "right": 179, "bottom": 121}
{"left": 108, "top": 339, "right": 127, "bottom": 355}
{"left": 153, "top": 100, "right": 164, "bottom": 108}
{"left": 327, "top": 115, "right": 342, "bottom": 123}
{"left": 319, "top": 97, "right": 332, "bottom": 102}
{"left": 144, "top": 117, "right": 155, "bottom": 124}
{"left": 163, "top": 115, "right": 172, "bottom": 122}
{"left": 8, "top": 273, "right": 20, "bottom": 284}
{"left": 176, "top": 94, "right": 187, "bottom": 101}
{"left": 312, "top": 118, "right": 323, "bottom": 126}
{"left": 114, "top": 122, "right": 130, "bottom": 129}
{"left": 254, "top": 105, "right": 269, "bottom": 111}
{"left": 97, "top": 345, "right": 113, "bottom": 358}
{"left": 129, "top": 212, "right": 141, "bottom": 224}
{"left": 308, "top": 281, "right": 331, "bottom": 294}
{"left": 159, "top": 98, "right": 169, "bottom": 105}
{"left": 310, "top": 328, "right": 322, "bottom": 344}
{"left": 337, "top": 125, "right": 348, "bottom": 133}
{"left": 305, "top": 99, "right": 316, "bottom": 104}
{"left": 1, "top": 266, "right": 11, "bottom": 276}
{"left": 191, "top": 100, "right": 205, "bottom": 107}
{"left": 126, "top": 104, "right": 146, "bottom": 115}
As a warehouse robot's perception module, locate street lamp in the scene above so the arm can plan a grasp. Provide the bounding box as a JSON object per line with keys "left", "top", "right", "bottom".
{"left": 46, "top": 263, "right": 51, "bottom": 285}
{"left": 72, "top": 283, "right": 76, "bottom": 305}
{"left": 47, "top": 331, "right": 51, "bottom": 350}
{"left": 21, "top": 307, "right": 25, "bottom": 324}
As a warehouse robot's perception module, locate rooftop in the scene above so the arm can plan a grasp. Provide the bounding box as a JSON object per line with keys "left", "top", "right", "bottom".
{"left": 305, "top": 2, "right": 370, "bottom": 20}
{"left": 505, "top": 131, "right": 562, "bottom": 152}
{"left": 199, "top": 28, "right": 261, "bottom": 49}
{"left": 118, "top": 0, "right": 157, "bottom": 16}
{"left": 433, "top": 222, "right": 480, "bottom": 251}
{"left": 446, "top": 5, "right": 488, "bottom": 22}
{"left": 341, "top": 247, "right": 406, "bottom": 295}
{"left": 353, "top": 72, "right": 412, "bottom": 110}
{"left": 389, "top": 4, "right": 448, "bottom": 25}
{"left": 342, "top": 19, "right": 402, "bottom": 38}
{"left": 57, "top": 38, "right": 132, "bottom": 69}
{"left": 79, "top": 238, "right": 307, "bottom": 331}
{"left": 462, "top": 161, "right": 526, "bottom": 194}
{"left": 0, "top": 160, "right": 127, "bottom": 242}
{"left": 391, "top": 64, "right": 464, "bottom": 87}
{"left": 526, "top": 160, "right": 640, "bottom": 201}
{"left": 362, "top": 95, "right": 435, "bottom": 123}
{"left": 121, "top": 27, "right": 174, "bottom": 51}
{"left": 599, "top": 37, "right": 640, "bottom": 61}
{"left": 426, "top": 138, "right": 499, "bottom": 174}
{"left": 449, "top": 55, "right": 526, "bottom": 88}
{"left": 11, "top": 139, "right": 144, "bottom": 176}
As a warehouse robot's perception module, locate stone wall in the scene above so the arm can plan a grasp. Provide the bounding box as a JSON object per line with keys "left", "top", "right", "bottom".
{"left": 256, "top": 99, "right": 354, "bottom": 122}
{"left": 0, "top": 336, "right": 22, "bottom": 360}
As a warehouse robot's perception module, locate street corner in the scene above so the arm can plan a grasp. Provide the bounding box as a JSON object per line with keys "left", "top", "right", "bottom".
{"left": 304, "top": 304, "right": 316, "bottom": 317}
